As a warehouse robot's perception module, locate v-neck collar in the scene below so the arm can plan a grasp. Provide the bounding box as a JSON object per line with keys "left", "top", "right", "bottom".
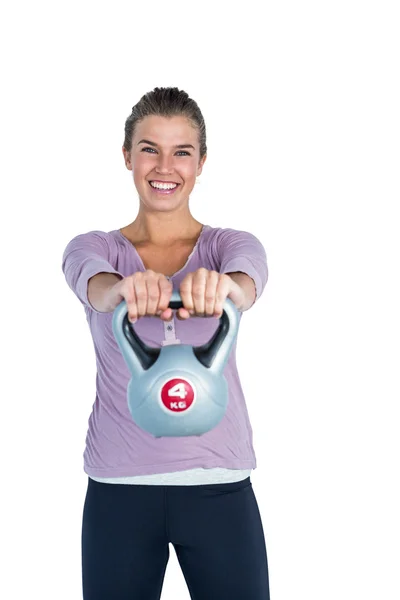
{"left": 114, "top": 224, "right": 209, "bottom": 279}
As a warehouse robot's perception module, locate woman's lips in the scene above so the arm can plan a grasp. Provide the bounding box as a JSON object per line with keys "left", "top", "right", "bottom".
{"left": 148, "top": 181, "right": 181, "bottom": 195}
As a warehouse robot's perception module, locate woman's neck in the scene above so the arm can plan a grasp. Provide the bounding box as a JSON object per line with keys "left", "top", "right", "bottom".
{"left": 121, "top": 214, "right": 203, "bottom": 247}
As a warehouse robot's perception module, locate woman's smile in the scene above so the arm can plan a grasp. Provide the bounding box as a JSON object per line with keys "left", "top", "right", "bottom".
{"left": 148, "top": 180, "right": 181, "bottom": 195}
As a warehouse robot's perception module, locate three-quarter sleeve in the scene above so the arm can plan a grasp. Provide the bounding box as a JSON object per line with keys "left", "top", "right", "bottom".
{"left": 61, "top": 230, "right": 124, "bottom": 313}
{"left": 217, "top": 228, "right": 269, "bottom": 302}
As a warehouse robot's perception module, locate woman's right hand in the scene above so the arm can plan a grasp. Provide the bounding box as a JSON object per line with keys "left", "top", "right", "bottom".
{"left": 106, "top": 270, "right": 174, "bottom": 323}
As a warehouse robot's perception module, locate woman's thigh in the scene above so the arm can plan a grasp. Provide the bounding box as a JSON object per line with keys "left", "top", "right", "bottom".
{"left": 81, "top": 478, "right": 169, "bottom": 600}
{"left": 168, "top": 477, "right": 270, "bottom": 600}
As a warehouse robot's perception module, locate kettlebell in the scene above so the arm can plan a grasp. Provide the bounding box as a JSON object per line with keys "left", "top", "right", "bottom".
{"left": 112, "top": 289, "right": 240, "bottom": 437}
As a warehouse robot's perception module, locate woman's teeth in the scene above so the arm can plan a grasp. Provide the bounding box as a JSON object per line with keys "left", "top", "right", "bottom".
{"left": 149, "top": 181, "right": 178, "bottom": 190}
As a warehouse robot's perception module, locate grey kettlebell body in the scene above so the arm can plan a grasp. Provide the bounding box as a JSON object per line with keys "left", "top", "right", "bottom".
{"left": 112, "top": 289, "right": 240, "bottom": 438}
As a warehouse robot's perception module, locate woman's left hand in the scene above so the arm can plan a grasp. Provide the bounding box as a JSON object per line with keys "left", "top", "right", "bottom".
{"left": 175, "top": 268, "right": 245, "bottom": 320}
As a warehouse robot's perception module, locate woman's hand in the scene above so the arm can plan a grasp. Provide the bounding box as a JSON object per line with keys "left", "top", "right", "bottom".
{"left": 176, "top": 268, "right": 246, "bottom": 320}
{"left": 106, "top": 270, "right": 174, "bottom": 323}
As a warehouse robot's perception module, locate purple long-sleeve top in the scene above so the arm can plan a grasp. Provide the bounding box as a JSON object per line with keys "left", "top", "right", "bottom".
{"left": 61, "top": 224, "right": 268, "bottom": 479}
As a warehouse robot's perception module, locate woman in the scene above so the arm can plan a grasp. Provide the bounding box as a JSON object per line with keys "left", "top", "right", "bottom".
{"left": 62, "top": 87, "right": 270, "bottom": 599}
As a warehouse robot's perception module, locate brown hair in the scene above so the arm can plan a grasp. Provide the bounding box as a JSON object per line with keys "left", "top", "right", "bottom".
{"left": 123, "top": 87, "right": 207, "bottom": 162}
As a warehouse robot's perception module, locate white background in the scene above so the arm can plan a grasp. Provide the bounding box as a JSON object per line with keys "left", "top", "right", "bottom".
{"left": 1, "top": 1, "right": 399, "bottom": 599}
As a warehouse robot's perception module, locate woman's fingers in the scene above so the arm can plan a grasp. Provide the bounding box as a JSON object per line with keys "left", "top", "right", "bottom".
{"left": 204, "top": 270, "right": 219, "bottom": 316}
{"left": 119, "top": 268, "right": 232, "bottom": 324}
{"left": 157, "top": 277, "right": 174, "bottom": 318}
{"left": 132, "top": 272, "right": 147, "bottom": 318}
{"left": 116, "top": 271, "right": 173, "bottom": 323}
{"left": 178, "top": 269, "right": 230, "bottom": 319}
{"left": 213, "top": 274, "right": 231, "bottom": 318}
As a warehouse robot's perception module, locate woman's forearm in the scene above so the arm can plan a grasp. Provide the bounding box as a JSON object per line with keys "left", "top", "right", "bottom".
{"left": 226, "top": 272, "right": 257, "bottom": 311}
{"left": 87, "top": 272, "right": 123, "bottom": 312}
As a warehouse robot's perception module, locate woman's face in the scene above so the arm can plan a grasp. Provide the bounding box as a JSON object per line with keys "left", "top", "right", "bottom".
{"left": 123, "top": 115, "right": 206, "bottom": 209}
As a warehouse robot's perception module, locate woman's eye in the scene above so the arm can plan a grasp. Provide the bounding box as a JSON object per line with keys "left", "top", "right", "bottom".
{"left": 141, "top": 147, "right": 190, "bottom": 156}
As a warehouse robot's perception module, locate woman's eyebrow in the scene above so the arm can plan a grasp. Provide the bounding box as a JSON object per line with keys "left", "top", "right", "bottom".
{"left": 137, "top": 139, "right": 195, "bottom": 150}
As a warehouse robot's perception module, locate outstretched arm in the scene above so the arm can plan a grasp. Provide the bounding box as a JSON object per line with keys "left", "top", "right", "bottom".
{"left": 225, "top": 271, "right": 256, "bottom": 311}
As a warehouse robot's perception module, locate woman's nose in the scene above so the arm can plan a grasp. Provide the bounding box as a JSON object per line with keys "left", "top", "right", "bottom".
{"left": 156, "top": 154, "right": 174, "bottom": 173}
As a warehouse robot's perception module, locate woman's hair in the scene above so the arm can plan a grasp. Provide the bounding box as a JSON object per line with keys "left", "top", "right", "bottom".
{"left": 123, "top": 87, "right": 207, "bottom": 162}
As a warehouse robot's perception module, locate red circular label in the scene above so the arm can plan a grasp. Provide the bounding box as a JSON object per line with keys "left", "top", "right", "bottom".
{"left": 160, "top": 378, "right": 195, "bottom": 412}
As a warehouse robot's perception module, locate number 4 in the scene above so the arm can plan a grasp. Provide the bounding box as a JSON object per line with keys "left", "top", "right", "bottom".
{"left": 168, "top": 383, "right": 188, "bottom": 399}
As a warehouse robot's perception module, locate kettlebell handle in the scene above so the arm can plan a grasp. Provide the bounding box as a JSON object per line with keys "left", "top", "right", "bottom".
{"left": 112, "top": 289, "right": 239, "bottom": 372}
{"left": 166, "top": 289, "right": 233, "bottom": 315}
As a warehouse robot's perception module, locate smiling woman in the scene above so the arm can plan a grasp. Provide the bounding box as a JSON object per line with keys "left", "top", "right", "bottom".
{"left": 122, "top": 112, "right": 206, "bottom": 211}
{"left": 61, "top": 86, "right": 270, "bottom": 599}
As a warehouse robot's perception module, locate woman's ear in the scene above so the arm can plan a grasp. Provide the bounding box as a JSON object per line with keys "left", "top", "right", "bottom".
{"left": 122, "top": 146, "right": 132, "bottom": 170}
{"left": 197, "top": 154, "right": 207, "bottom": 176}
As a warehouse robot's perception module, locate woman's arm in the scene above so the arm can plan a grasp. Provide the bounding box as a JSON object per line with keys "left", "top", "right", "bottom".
{"left": 226, "top": 271, "right": 257, "bottom": 311}
{"left": 87, "top": 272, "right": 123, "bottom": 312}
{"left": 216, "top": 228, "right": 268, "bottom": 310}
{"left": 61, "top": 231, "right": 124, "bottom": 314}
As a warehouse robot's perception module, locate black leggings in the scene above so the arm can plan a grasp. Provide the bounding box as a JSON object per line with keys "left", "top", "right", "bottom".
{"left": 82, "top": 475, "right": 270, "bottom": 599}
